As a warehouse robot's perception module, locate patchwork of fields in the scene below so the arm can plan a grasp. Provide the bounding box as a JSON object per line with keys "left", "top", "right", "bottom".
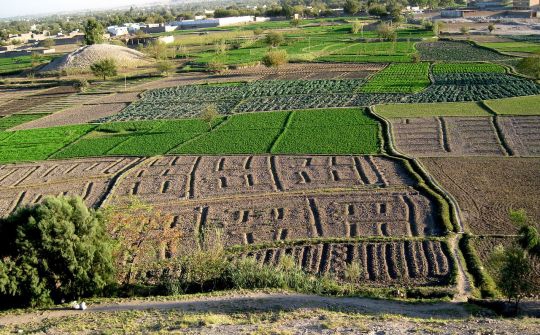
{"left": 0, "top": 30, "right": 539, "bottom": 300}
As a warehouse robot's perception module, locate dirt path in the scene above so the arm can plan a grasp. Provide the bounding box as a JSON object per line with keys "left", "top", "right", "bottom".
{"left": 0, "top": 292, "right": 472, "bottom": 327}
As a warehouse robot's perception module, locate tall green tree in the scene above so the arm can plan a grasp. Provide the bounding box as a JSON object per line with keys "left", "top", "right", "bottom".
{"left": 84, "top": 18, "right": 104, "bottom": 45}
{"left": 344, "top": 0, "right": 361, "bottom": 15}
{"left": 0, "top": 197, "right": 115, "bottom": 307}
{"left": 90, "top": 59, "right": 118, "bottom": 80}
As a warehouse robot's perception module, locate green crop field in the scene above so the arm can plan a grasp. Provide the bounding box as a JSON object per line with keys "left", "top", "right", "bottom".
{"left": 360, "top": 63, "right": 430, "bottom": 94}
{"left": 272, "top": 108, "right": 380, "bottom": 154}
{"left": 0, "top": 114, "right": 47, "bottom": 130}
{"left": 432, "top": 63, "right": 506, "bottom": 74}
{"left": 54, "top": 120, "right": 212, "bottom": 158}
{"left": 0, "top": 125, "right": 94, "bottom": 163}
{"left": 479, "top": 41, "right": 540, "bottom": 55}
{"left": 0, "top": 55, "right": 56, "bottom": 74}
{"left": 374, "top": 102, "right": 490, "bottom": 118}
{"left": 484, "top": 95, "right": 540, "bottom": 115}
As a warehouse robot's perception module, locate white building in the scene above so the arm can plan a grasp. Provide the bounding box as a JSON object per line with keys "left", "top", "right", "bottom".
{"left": 107, "top": 26, "right": 129, "bottom": 36}
{"left": 171, "top": 16, "right": 270, "bottom": 30}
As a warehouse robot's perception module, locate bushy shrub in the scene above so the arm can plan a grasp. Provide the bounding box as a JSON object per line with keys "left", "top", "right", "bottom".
{"left": 0, "top": 196, "right": 115, "bottom": 307}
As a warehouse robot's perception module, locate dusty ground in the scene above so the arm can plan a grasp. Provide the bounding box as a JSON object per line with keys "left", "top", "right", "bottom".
{"left": 420, "top": 157, "right": 540, "bottom": 235}
{"left": 0, "top": 292, "right": 539, "bottom": 334}
{"left": 390, "top": 116, "right": 539, "bottom": 157}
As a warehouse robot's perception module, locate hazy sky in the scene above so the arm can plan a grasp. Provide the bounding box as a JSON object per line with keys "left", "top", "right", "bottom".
{"left": 0, "top": 0, "right": 158, "bottom": 18}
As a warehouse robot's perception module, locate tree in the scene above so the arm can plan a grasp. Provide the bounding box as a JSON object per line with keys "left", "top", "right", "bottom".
{"left": 376, "top": 23, "right": 397, "bottom": 41}
{"left": 0, "top": 197, "right": 115, "bottom": 307}
{"left": 490, "top": 245, "right": 534, "bottom": 313}
{"left": 290, "top": 18, "right": 301, "bottom": 27}
{"left": 200, "top": 104, "right": 220, "bottom": 125}
{"left": 488, "top": 24, "right": 495, "bottom": 33}
{"left": 344, "top": 0, "right": 361, "bottom": 15}
{"left": 144, "top": 41, "right": 168, "bottom": 60}
{"left": 41, "top": 38, "right": 55, "bottom": 48}
{"left": 368, "top": 4, "right": 387, "bottom": 18}
{"left": 351, "top": 20, "right": 364, "bottom": 35}
{"left": 90, "top": 59, "right": 118, "bottom": 80}
{"left": 460, "top": 26, "right": 470, "bottom": 35}
{"left": 262, "top": 49, "right": 288, "bottom": 69}
{"left": 516, "top": 57, "right": 540, "bottom": 79}
{"left": 265, "top": 31, "right": 284, "bottom": 48}
{"left": 156, "top": 60, "right": 174, "bottom": 76}
{"left": 432, "top": 21, "right": 444, "bottom": 37}
{"left": 84, "top": 19, "right": 104, "bottom": 45}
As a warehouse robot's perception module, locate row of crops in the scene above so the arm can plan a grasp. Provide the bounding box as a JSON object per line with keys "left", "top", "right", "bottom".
{"left": 416, "top": 40, "right": 512, "bottom": 62}
{"left": 406, "top": 73, "right": 540, "bottom": 103}
{"left": 0, "top": 108, "right": 380, "bottom": 163}
{"left": 100, "top": 68, "right": 540, "bottom": 122}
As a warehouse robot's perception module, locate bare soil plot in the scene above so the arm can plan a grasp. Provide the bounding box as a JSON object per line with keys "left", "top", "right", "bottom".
{"left": 241, "top": 240, "right": 452, "bottom": 286}
{"left": 11, "top": 103, "right": 128, "bottom": 130}
{"left": 136, "top": 73, "right": 263, "bottom": 91}
{"left": 85, "top": 91, "right": 141, "bottom": 104}
{"left": 421, "top": 157, "right": 540, "bottom": 235}
{"left": 390, "top": 117, "right": 507, "bottom": 157}
{"left": 498, "top": 116, "right": 540, "bottom": 156}
{"left": 111, "top": 155, "right": 417, "bottom": 205}
{"left": 0, "top": 157, "right": 139, "bottom": 217}
{"left": 154, "top": 189, "right": 440, "bottom": 248}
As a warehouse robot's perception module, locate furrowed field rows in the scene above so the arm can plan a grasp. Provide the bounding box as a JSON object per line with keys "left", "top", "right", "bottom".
{"left": 0, "top": 155, "right": 445, "bottom": 245}
{"left": 389, "top": 116, "right": 540, "bottom": 157}
{"left": 239, "top": 240, "right": 453, "bottom": 286}
{"left": 416, "top": 40, "right": 512, "bottom": 62}
{"left": 0, "top": 157, "right": 139, "bottom": 215}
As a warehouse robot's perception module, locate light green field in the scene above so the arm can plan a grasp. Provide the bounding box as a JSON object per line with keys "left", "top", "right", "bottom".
{"left": 374, "top": 102, "right": 490, "bottom": 118}
{"left": 479, "top": 42, "right": 540, "bottom": 55}
{"left": 484, "top": 95, "right": 540, "bottom": 115}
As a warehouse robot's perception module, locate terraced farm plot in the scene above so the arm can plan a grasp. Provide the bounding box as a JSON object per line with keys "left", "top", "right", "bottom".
{"left": 0, "top": 114, "right": 47, "bottom": 130}
{"left": 12, "top": 103, "right": 128, "bottom": 130}
{"left": 416, "top": 41, "right": 511, "bottom": 61}
{"left": 0, "top": 124, "right": 94, "bottom": 163}
{"left": 390, "top": 117, "right": 507, "bottom": 157}
{"left": 421, "top": 157, "right": 540, "bottom": 235}
{"left": 0, "top": 153, "right": 452, "bottom": 289}
{"left": 54, "top": 120, "right": 211, "bottom": 158}
{"left": 0, "top": 157, "right": 139, "bottom": 217}
{"left": 432, "top": 62, "right": 506, "bottom": 74}
{"left": 0, "top": 88, "right": 75, "bottom": 116}
{"left": 374, "top": 102, "right": 490, "bottom": 118}
{"left": 225, "top": 63, "right": 385, "bottom": 81}
{"left": 485, "top": 95, "right": 540, "bottom": 116}
{"left": 240, "top": 240, "right": 453, "bottom": 286}
{"left": 406, "top": 73, "right": 540, "bottom": 103}
{"left": 272, "top": 108, "right": 380, "bottom": 154}
{"left": 360, "top": 63, "right": 430, "bottom": 94}
{"left": 497, "top": 116, "right": 540, "bottom": 156}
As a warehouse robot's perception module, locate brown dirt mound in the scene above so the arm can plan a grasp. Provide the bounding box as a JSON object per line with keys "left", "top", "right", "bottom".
{"left": 40, "top": 44, "right": 151, "bottom": 72}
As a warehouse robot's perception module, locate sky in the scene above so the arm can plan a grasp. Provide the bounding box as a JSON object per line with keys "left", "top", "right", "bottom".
{"left": 0, "top": 0, "right": 160, "bottom": 18}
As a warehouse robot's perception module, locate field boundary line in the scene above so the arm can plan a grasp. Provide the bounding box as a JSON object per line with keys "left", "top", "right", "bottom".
{"left": 268, "top": 111, "right": 294, "bottom": 153}
{"left": 96, "top": 156, "right": 147, "bottom": 208}
{"left": 167, "top": 116, "right": 229, "bottom": 154}
{"left": 479, "top": 101, "right": 514, "bottom": 156}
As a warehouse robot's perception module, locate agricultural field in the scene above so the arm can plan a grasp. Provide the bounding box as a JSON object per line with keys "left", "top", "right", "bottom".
{"left": 421, "top": 157, "right": 540, "bottom": 235}
{"left": 0, "top": 55, "right": 55, "bottom": 74}
{"left": 416, "top": 41, "right": 512, "bottom": 62}
{"left": 407, "top": 73, "right": 540, "bottom": 103}
{"left": 484, "top": 95, "right": 540, "bottom": 116}
{"left": 1, "top": 14, "right": 540, "bottom": 312}
{"left": 29, "top": 108, "right": 381, "bottom": 159}
{"left": 374, "top": 102, "right": 489, "bottom": 118}
{"left": 0, "top": 153, "right": 451, "bottom": 291}
{"left": 431, "top": 63, "right": 506, "bottom": 74}
{"left": 478, "top": 41, "right": 540, "bottom": 56}
{"left": 360, "top": 63, "right": 430, "bottom": 94}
